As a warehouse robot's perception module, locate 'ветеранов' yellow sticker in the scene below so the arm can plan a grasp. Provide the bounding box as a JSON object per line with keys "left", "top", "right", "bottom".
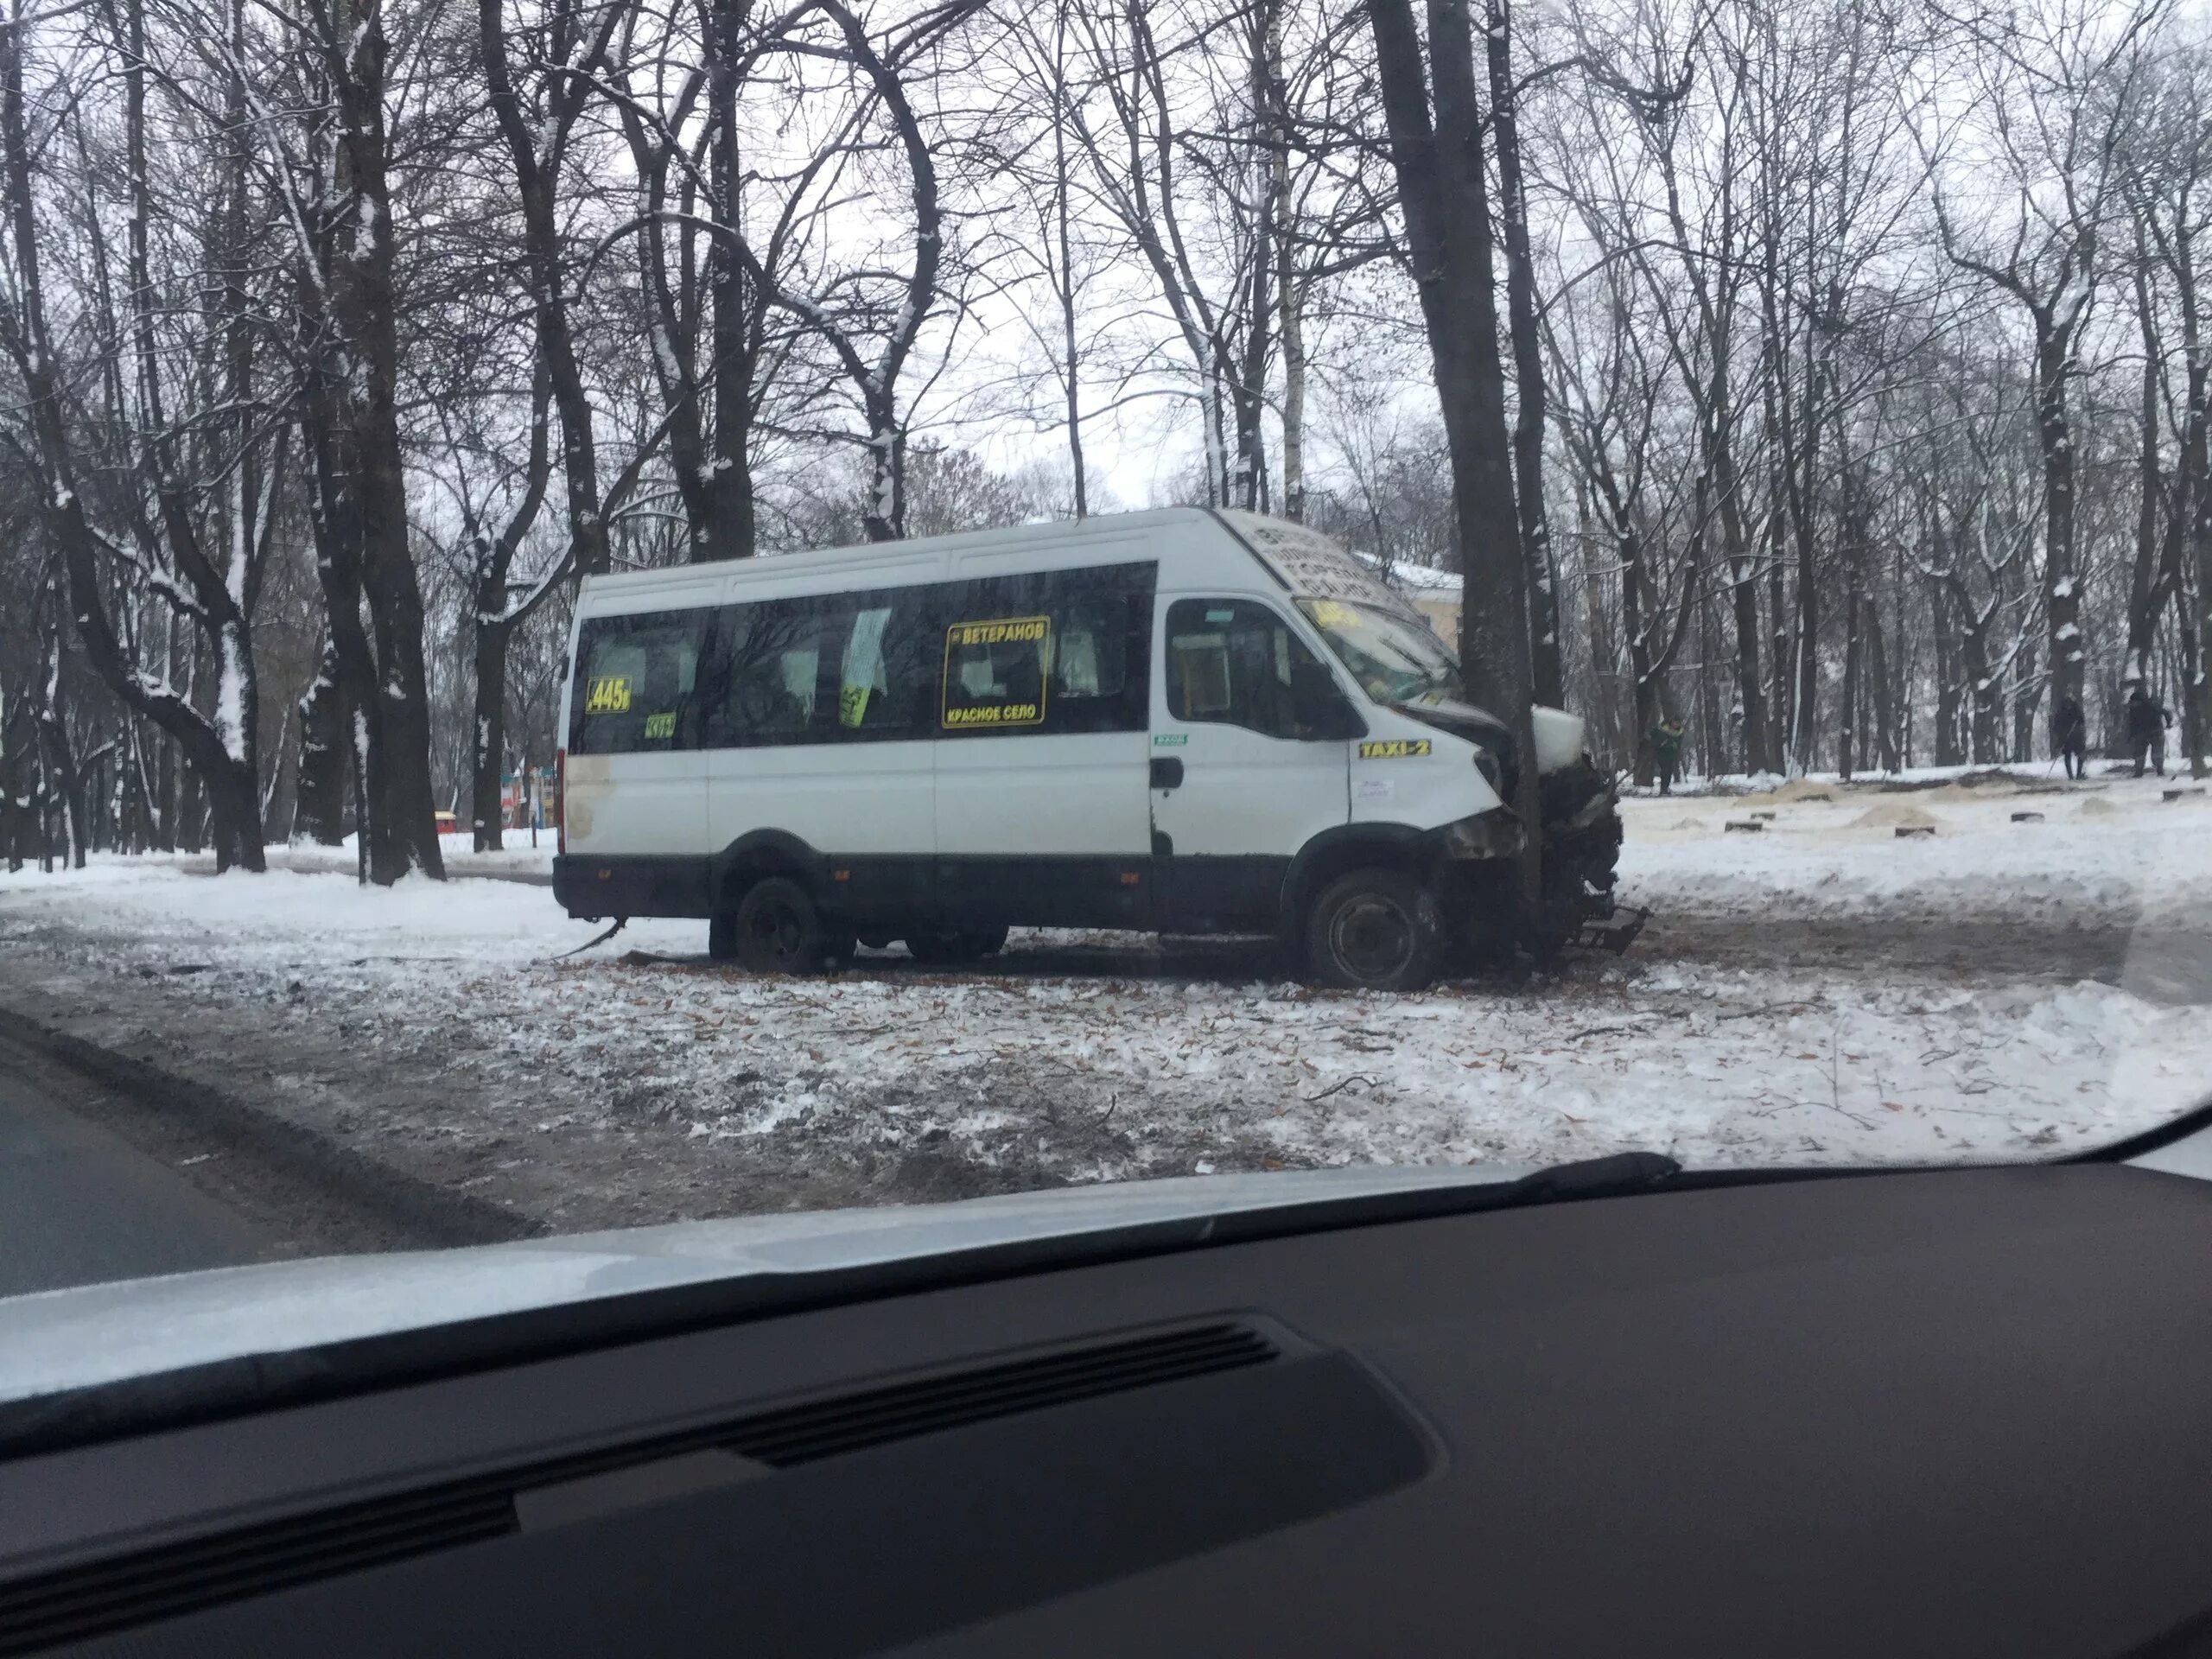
{"left": 1358, "top": 738, "right": 1430, "bottom": 760}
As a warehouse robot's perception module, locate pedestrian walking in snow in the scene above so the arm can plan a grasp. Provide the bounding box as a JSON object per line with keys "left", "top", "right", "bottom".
{"left": 2054, "top": 694, "right": 2088, "bottom": 780}
{"left": 1649, "top": 717, "right": 1685, "bottom": 796}
{"left": 2126, "top": 684, "right": 2172, "bottom": 778}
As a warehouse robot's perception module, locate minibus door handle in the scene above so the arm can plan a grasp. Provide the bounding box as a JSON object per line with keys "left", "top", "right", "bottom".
{"left": 1149, "top": 757, "right": 1184, "bottom": 790}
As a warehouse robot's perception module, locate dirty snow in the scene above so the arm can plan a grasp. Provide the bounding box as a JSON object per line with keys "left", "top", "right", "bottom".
{"left": 3, "top": 768, "right": 2209, "bottom": 1232}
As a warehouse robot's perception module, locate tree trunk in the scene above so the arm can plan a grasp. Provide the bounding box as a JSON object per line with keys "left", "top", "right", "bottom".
{"left": 35, "top": 621, "right": 87, "bottom": 868}
{"left": 2126, "top": 251, "right": 2167, "bottom": 689}
{"left": 330, "top": 0, "right": 443, "bottom": 881}
{"left": 480, "top": 0, "right": 614, "bottom": 582}
{"left": 1368, "top": 0, "right": 1540, "bottom": 904}
{"left": 2012, "top": 639, "right": 2039, "bottom": 764}
{"left": 2036, "top": 327, "right": 2084, "bottom": 714}
{"left": 2170, "top": 226, "right": 2210, "bottom": 778}
{"left": 699, "top": 0, "right": 760, "bottom": 560}
{"left": 473, "top": 614, "right": 510, "bottom": 854}
{"left": 1931, "top": 580, "right": 1962, "bottom": 766}
{"left": 1696, "top": 594, "right": 1723, "bottom": 780}
{"left": 1483, "top": 0, "right": 1558, "bottom": 707}
{"left": 1866, "top": 597, "right": 1899, "bottom": 773}
{"left": 1051, "top": 9, "right": 1088, "bottom": 518}
{"left": 1781, "top": 317, "right": 1824, "bottom": 771}
{"left": 2178, "top": 596, "right": 2206, "bottom": 779}
{"left": 1614, "top": 497, "right": 1655, "bottom": 787}
{"left": 1838, "top": 564, "right": 1861, "bottom": 780}
{"left": 1766, "top": 492, "right": 1791, "bottom": 762}
{"left": 291, "top": 654, "right": 350, "bottom": 845}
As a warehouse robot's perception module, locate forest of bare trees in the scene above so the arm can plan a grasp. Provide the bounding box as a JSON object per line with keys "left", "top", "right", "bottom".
{"left": 1, "top": 0, "right": 2207, "bottom": 878}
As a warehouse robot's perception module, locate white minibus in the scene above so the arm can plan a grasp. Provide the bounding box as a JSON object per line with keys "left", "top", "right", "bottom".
{"left": 555, "top": 508, "right": 1626, "bottom": 989}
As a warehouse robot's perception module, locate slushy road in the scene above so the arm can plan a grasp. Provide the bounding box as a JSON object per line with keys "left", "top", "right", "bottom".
{"left": 0, "top": 1030, "right": 264, "bottom": 1297}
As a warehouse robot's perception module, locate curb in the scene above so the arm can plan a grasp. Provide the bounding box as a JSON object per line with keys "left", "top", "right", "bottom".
{"left": 0, "top": 1002, "right": 543, "bottom": 1249}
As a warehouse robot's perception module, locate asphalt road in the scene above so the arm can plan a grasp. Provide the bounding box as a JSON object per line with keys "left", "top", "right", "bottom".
{"left": 0, "top": 1036, "right": 265, "bottom": 1298}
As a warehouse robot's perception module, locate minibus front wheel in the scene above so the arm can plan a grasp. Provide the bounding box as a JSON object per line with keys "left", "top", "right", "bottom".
{"left": 1304, "top": 868, "right": 1443, "bottom": 993}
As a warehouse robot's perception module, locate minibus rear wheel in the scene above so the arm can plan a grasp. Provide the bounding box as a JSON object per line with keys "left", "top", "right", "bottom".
{"left": 1305, "top": 868, "right": 1441, "bottom": 992}
{"left": 732, "top": 876, "right": 832, "bottom": 976}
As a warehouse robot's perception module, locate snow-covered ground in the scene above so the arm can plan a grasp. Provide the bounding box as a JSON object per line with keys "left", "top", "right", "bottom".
{"left": 1621, "top": 768, "right": 2212, "bottom": 925}
{"left": 3, "top": 768, "right": 2208, "bottom": 1231}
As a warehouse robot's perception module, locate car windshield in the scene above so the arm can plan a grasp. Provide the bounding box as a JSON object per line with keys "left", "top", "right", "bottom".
{"left": 2, "top": 0, "right": 2210, "bottom": 1408}
{"left": 1296, "top": 598, "right": 1465, "bottom": 706}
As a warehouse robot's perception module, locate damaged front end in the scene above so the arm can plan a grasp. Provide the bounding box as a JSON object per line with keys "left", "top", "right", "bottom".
{"left": 1395, "top": 696, "right": 1644, "bottom": 957}
{"left": 1427, "top": 756, "right": 1643, "bottom": 959}
{"left": 1538, "top": 759, "right": 1644, "bottom": 953}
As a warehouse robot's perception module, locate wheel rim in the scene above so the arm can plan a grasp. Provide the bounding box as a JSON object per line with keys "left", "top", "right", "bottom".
{"left": 747, "top": 899, "right": 805, "bottom": 967}
{"left": 1329, "top": 894, "right": 1415, "bottom": 982}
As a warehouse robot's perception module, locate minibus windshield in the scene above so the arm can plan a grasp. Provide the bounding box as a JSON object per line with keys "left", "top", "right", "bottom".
{"left": 1296, "top": 598, "right": 1465, "bottom": 706}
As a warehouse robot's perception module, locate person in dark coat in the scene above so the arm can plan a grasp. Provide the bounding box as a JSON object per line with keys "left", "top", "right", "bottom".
{"left": 2054, "top": 693, "right": 2088, "bottom": 780}
{"left": 1649, "top": 717, "right": 1685, "bottom": 796}
{"left": 2127, "top": 684, "right": 2173, "bottom": 778}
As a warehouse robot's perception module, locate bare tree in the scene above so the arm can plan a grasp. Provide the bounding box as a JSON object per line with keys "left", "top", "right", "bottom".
{"left": 1368, "top": 0, "right": 1540, "bottom": 899}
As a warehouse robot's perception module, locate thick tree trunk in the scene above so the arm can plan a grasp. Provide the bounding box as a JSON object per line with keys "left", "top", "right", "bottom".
{"left": 330, "top": 0, "right": 443, "bottom": 882}
{"left": 1369, "top": 0, "right": 1541, "bottom": 903}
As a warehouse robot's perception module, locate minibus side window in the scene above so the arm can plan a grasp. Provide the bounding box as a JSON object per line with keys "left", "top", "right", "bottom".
{"left": 938, "top": 562, "right": 1153, "bottom": 736}
{"left": 1164, "top": 599, "right": 1358, "bottom": 741}
{"left": 941, "top": 613, "right": 1051, "bottom": 731}
{"left": 713, "top": 600, "right": 824, "bottom": 746}
{"left": 706, "top": 589, "right": 934, "bottom": 746}
{"left": 834, "top": 600, "right": 935, "bottom": 738}
{"left": 1046, "top": 585, "right": 1146, "bottom": 734}
{"left": 569, "top": 612, "right": 704, "bottom": 754}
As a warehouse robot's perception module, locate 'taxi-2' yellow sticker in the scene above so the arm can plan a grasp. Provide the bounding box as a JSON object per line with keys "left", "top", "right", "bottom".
{"left": 1358, "top": 738, "right": 1431, "bottom": 760}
